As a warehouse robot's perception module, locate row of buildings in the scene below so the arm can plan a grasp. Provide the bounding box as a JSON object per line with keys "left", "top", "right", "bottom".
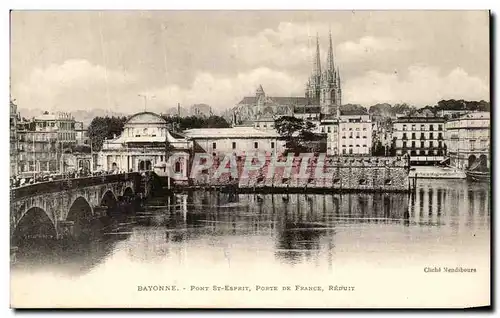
{"left": 10, "top": 31, "right": 490, "bottom": 177}
{"left": 9, "top": 101, "right": 90, "bottom": 177}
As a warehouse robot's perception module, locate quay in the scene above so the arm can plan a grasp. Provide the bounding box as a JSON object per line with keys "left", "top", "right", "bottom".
{"left": 408, "top": 166, "right": 466, "bottom": 179}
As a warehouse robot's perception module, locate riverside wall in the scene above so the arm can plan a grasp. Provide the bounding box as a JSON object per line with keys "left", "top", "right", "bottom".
{"left": 186, "top": 155, "right": 410, "bottom": 193}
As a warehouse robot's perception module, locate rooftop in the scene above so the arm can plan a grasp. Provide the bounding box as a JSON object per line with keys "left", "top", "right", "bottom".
{"left": 183, "top": 127, "right": 280, "bottom": 139}
{"left": 238, "top": 96, "right": 309, "bottom": 106}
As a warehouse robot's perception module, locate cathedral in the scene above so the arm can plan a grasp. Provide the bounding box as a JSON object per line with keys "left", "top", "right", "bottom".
{"left": 234, "top": 32, "right": 342, "bottom": 123}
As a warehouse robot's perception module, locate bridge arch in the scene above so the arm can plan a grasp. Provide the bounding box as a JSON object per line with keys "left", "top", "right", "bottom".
{"left": 67, "top": 196, "right": 94, "bottom": 239}
{"left": 100, "top": 189, "right": 118, "bottom": 215}
{"left": 12, "top": 206, "right": 57, "bottom": 244}
{"left": 122, "top": 186, "right": 134, "bottom": 198}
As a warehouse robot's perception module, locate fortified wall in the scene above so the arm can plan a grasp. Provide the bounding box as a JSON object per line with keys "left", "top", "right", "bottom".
{"left": 187, "top": 155, "right": 410, "bottom": 192}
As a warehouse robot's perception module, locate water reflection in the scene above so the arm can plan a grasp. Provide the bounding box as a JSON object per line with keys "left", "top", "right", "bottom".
{"left": 12, "top": 179, "right": 490, "bottom": 276}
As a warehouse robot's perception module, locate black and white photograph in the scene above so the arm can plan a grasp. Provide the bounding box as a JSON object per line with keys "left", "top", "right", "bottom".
{"left": 8, "top": 10, "right": 491, "bottom": 308}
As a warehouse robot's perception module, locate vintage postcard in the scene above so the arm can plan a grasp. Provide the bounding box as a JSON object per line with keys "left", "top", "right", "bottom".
{"left": 9, "top": 10, "right": 491, "bottom": 308}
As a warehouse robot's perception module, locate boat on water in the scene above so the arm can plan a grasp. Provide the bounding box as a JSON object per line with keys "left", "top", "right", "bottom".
{"left": 465, "top": 155, "right": 490, "bottom": 182}
{"left": 465, "top": 170, "right": 490, "bottom": 182}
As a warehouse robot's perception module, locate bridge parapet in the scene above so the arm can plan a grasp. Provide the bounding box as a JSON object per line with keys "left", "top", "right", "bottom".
{"left": 11, "top": 173, "right": 142, "bottom": 201}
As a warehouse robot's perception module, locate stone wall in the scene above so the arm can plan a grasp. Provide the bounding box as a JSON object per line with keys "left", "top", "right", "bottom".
{"left": 188, "top": 155, "right": 410, "bottom": 192}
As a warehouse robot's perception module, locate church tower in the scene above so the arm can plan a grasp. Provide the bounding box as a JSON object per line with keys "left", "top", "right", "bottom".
{"left": 306, "top": 34, "right": 322, "bottom": 105}
{"left": 306, "top": 31, "right": 342, "bottom": 113}
{"left": 256, "top": 84, "right": 266, "bottom": 115}
{"left": 320, "top": 30, "right": 341, "bottom": 114}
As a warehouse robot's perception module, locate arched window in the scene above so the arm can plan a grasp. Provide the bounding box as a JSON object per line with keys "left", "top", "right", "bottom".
{"left": 175, "top": 160, "right": 182, "bottom": 173}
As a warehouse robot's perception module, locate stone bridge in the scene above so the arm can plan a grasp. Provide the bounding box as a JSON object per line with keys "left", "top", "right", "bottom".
{"left": 10, "top": 173, "right": 146, "bottom": 241}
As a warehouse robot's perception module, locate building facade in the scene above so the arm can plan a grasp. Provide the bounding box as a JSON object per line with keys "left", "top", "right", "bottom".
{"left": 321, "top": 109, "right": 372, "bottom": 156}
{"left": 98, "top": 112, "right": 191, "bottom": 179}
{"left": 445, "top": 111, "right": 490, "bottom": 171}
{"left": 10, "top": 100, "right": 18, "bottom": 176}
{"left": 17, "top": 112, "right": 77, "bottom": 175}
{"left": 393, "top": 116, "right": 446, "bottom": 165}
{"left": 183, "top": 127, "right": 286, "bottom": 157}
{"left": 75, "top": 122, "right": 90, "bottom": 145}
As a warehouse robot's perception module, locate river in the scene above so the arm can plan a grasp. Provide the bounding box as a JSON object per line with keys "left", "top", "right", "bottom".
{"left": 10, "top": 179, "right": 490, "bottom": 308}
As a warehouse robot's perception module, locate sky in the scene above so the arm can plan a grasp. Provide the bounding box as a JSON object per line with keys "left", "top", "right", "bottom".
{"left": 10, "top": 10, "right": 490, "bottom": 114}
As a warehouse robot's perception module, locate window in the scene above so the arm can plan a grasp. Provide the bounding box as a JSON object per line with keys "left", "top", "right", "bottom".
{"left": 412, "top": 133, "right": 416, "bottom": 139}
{"left": 470, "top": 140, "right": 475, "bottom": 150}
{"left": 321, "top": 127, "right": 325, "bottom": 133}
{"left": 356, "top": 132, "right": 360, "bottom": 138}
{"left": 327, "top": 127, "right": 331, "bottom": 133}
{"left": 429, "top": 133, "right": 434, "bottom": 139}
{"left": 420, "top": 133, "right": 425, "bottom": 140}
{"left": 359, "top": 179, "right": 367, "bottom": 185}
{"left": 342, "top": 149, "right": 346, "bottom": 154}
{"left": 349, "top": 132, "right": 353, "bottom": 138}
{"left": 212, "top": 142, "right": 217, "bottom": 149}
{"left": 349, "top": 128, "right": 352, "bottom": 131}
{"left": 232, "top": 142, "right": 236, "bottom": 149}
{"left": 342, "top": 144, "right": 346, "bottom": 147}
{"left": 403, "top": 141, "right": 407, "bottom": 148}
{"left": 429, "top": 141, "right": 433, "bottom": 148}
{"left": 438, "top": 133, "right": 443, "bottom": 139}
{"left": 363, "top": 145, "right": 367, "bottom": 147}
{"left": 438, "top": 125, "right": 443, "bottom": 131}
{"left": 175, "top": 161, "right": 181, "bottom": 173}
{"left": 411, "top": 141, "right": 416, "bottom": 148}
{"left": 356, "top": 144, "right": 360, "bottom": 147}
{"left": 363, "top": 127, "right": 367, "bottom": 131}
{"left": 411, "top": 125, "right": 416, "bottom": 130}
{"left": 271, "top": 142, "right": 275, "bottom": 149}
{"left": 438, "top": 141, "right": 442, "bottom": 148}
{"left": 349, "top": 149, "right": 353, "bottom": 154}
{"left": 334, "top": 126, "right": 338, "bottom": 132}
{"left": 420, "top": 141, "right": 424, "bottom": 148}
{"left": 384, "top": 179, "right": 392, "bottom": 185}
{"left": 421, "top": 124, "right": 425, "bottom": 131}
{"left": 254, "top": 142, "right": 258, "bottom": 149}
{"left": 420, "top": 150, "right": 426, "bottom": 155}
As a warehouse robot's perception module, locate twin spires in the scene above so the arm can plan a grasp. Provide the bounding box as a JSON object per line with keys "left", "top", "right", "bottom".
{"left": 310, "top": 30, "right": 340, "bottom": 87}
{"left": 306, "top": 30, "right": 342, "bottom": 108}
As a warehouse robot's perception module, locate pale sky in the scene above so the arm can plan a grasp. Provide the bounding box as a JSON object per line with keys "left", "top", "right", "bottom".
{"left": 10, "top": 10, "right": 490, "bottom": 114}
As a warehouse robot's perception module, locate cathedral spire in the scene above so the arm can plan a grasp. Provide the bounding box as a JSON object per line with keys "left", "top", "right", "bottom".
{"left": 312, "top": 33, "right": 321, "bottom": 79}
{"left": 327, "top": 29, "right": 335, "bottom": 74}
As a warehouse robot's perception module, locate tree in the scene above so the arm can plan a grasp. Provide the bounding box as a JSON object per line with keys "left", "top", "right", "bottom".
{"left": 274, "top": 116, "right": 323, "bottom": 153}
{"left": 372, "top": 140, "right": 386, "bottom": 156}
{"left": 88, "top": 116, "right": 127, "bottom": 151}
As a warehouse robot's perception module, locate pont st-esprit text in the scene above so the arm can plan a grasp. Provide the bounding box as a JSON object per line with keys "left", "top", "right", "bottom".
{"left": 189, "top": 285, "right": 354, "bottom": 292}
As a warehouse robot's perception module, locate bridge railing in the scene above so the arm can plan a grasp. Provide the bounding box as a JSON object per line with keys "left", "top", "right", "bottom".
{"left": 11, "top": 173, "right": 142, "bottom": 201}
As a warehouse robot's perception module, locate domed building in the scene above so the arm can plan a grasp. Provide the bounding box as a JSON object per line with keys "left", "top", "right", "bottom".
{"left": 97, "top": 112, "right": 191, "bottom": 179}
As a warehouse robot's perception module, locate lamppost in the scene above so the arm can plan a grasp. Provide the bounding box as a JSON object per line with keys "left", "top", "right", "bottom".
{"left": 138, "top": 94, "right": 155, "bottom": 112}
